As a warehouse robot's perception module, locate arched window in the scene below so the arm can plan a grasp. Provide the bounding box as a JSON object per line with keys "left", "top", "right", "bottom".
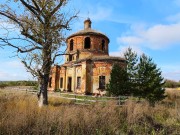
{"left": 84, "top": 37, "right": 91, "bottom": 49}
{"left": 99, "top": 76, "right": 105, "bottom": 89}
{"left": 69, "top": 55, "right": 72, "bottom": 61}
{"left": 49, "top": 77, "right": 52, "bottom": 87}
{"left": 70, "top": 39, "right": 73, "bottom": 51}
{"left": 60, "top": 78, "right": 63, "bottom": 88}
{"left": 102, "top": 39, "right": 105, "bottom": 51}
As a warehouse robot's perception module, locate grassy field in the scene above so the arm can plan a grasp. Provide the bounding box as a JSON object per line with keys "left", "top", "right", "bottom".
{"left": 0, "top": 89, "right": 180, "bottom": 135}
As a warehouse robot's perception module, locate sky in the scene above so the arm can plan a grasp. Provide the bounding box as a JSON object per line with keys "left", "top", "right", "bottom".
{"left": 0, "top": 0, "right": 180, "bottom": 81}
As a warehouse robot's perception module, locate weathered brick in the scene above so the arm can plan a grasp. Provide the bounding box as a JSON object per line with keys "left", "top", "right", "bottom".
{"left": 48, "top": 19, "right": 126, "bottom": 95}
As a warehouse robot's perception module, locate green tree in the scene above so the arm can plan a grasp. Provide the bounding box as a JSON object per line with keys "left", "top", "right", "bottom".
{"left": 106, "top": 63, "right": 129, "bottom": 96}
{"left": 0, "top": 0, "right": 78, "bottom": 106}
{"left": 137, "top": 54, "right": 166, "bottom": 106}
{"left": 124, "top": 47, "right": 138, "bottom": 96}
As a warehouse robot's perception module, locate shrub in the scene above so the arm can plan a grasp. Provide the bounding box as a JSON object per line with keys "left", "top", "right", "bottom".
{"left": 0, "top": 83, "right": 8, "bottom": 89}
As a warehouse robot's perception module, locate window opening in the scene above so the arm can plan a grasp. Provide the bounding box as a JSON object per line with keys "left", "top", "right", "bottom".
{"left": 70, "top": 39, "right": 74, "bottom": 51}
{"left": 77, "top": 77, "right": 81, "bottom": 88}
{"left": 60, "top": 78, "right": 63, "bottom": 88}
{"left": 69, "top": 55, "right": 72, "bottom": 61}
{"left": 99, "top": 76, "right": 105, "bottom": 89}
{"left": 84, "top": 37, "right": 91, "bottom": 49}
{"left": 49, "top": 77, "right": 52, "bottom": 87}
{"left": 102, "top": 40, "right": 105, "bottom": 51}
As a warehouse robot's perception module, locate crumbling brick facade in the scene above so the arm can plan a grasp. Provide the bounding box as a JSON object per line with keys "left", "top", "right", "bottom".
{"left": 48, "top": 18, "right": 126, "bottom": 95}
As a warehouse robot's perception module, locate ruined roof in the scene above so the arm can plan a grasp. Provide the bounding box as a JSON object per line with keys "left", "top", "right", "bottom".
{"left": 67, "top": 28, "right": 109, "bottom": 42}
{"left": 92, "top": 56, "right": 125, "bottom": 61}
{"left": 67, "top": 18, "right": 109, "bottom": 42}
{"left": 61, "top": 61, "right": 73, "bottom": 67}
{"left": 75, "top": 55, "right": 126, "bottom": 63}
{"left": 59, "top": 56, "right": 126, "bottom": 68}
{"left": 60, "top": 55, "right": 126, "bottom": 67}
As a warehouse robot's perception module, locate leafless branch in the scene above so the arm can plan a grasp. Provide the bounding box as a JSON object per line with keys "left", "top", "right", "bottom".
{"left": 20, "top": 0, "right": 44, "bottom": 24}
{"left": 0, "top": 37, "right": 42, "bottom": 53}
{"left": 0, "top": 11, "right": 23, "bottom": 28}
{"left": 21, "top": 60, "right": 38, "bottom": 77}
{"left": 52, "top": 13, "right": 78, "bottom": 30}
{"left": 50, "top": 0, "right": 64, "bottom": 16}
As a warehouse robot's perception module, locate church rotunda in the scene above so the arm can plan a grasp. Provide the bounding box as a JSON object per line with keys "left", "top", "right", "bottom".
{"left": 48, "top": 18, "right": 126, "bottom": 95}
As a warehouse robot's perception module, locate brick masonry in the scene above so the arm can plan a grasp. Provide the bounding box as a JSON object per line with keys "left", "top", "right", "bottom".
{"left": 48, "top": 18, "right": 126, "bottom": 95}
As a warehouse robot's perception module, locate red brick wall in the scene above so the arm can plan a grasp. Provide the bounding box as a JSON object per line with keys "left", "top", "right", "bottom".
{"left": 65, "top": 35, "right": 109, "bottom": 62}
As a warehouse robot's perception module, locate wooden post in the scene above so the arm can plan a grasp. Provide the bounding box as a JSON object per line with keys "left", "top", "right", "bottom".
{"left": 118, "top": 96, "right": 120, "bottom": 105}
{"left": 75, "top": 94, "right": 76, "bottom": 103}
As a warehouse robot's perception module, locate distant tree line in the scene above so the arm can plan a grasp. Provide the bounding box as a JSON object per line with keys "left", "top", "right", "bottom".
{"left": 106, "top": 48, "right": 166, "bottom": 106}
{"left": 164, "top": 79, "right": 180, "bottom": 88}
{"left": 0, "top": 81, "right": 38, "bottom": 88}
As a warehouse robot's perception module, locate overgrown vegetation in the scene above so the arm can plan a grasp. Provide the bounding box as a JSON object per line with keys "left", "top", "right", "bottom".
{"left": 164, "top": 79, "right": 180, "bottom": 88}
{"left": 107, "top": 48, "right": 166, "bottom": 106}
{"left": 0, "top": 91, "right": 180, "bottom": 135}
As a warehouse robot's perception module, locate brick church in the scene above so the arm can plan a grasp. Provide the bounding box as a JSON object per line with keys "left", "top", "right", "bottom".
{"left": 48, "top": 18, "right": 126, "bottom": 95}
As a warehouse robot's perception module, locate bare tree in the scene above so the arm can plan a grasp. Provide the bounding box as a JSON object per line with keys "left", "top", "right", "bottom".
{"left": 0, "top": 0, "right": 78, "bottom": 106}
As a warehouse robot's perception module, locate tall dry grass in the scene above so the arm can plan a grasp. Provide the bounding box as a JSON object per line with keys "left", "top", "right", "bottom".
{"left": 165, "top": 89, "right": 180, "bottom": 120}
{"left": 0, "top": 92, "right": 180, "bottom": 135}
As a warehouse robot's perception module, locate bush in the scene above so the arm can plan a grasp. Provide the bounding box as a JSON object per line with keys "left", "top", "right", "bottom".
{"left": 0, "top": 83, "right": 8, "bottom": 89}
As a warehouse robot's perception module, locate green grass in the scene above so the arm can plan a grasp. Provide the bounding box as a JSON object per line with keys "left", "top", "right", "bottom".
{"left": 59, "top": 93, "right": 119, "bottom": 101}
{"left": 57, "top": 93, "right": 134, "bottom": 105}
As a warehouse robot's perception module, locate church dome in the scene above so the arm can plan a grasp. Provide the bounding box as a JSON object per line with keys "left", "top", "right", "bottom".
{"left": 67, "top": 18, "right": 109, "bottom": 43}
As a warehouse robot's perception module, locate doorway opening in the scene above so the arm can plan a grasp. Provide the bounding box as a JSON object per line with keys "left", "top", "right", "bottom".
{"left": 67, "top": 77, "right": 72, "bottom": 92}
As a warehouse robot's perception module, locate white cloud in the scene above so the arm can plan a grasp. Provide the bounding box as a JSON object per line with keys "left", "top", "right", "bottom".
{"left": 144, "top": 23, "right": 180, "bottom": 49}
{"left": 154, "top": 63, "right": 180, "bottom": 81}
{"left": 0, "top": 70, "right": 33, "bottom": 81}
{"left": 69, "top": 6, "right": 112, "bottom": 34}
{"left": 0, "top": 60, "right": 33, "bottom": 81}
{"left": 110, "top": 45, "right": 143, "bottom": 57}
{"left": 78, "top": 3, "right": 112, "bottom": 22}
{"left": 117, "top": 23, "right": 180, "bottom": 50}
{"left": 163, "top": 71, "right": 180, "bottom": 81}
{"left": 89, "top": 7, "right": 112, "bottom": 21}
{"left": 117, "top": 36, "right": 143, "bottom": 45}
{"left": 5, "top": 60, "right": 24, "bottom": 68}
{"left": 166, "top": 12, "right": 180, "bottom": 23}
{"left": 109, "top": 51, "right": 123, "bottom": 57}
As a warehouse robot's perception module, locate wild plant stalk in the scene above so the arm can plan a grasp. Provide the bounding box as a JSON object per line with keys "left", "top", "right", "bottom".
{"left": 0, "top": 91, "right": 180, "bottom": 135}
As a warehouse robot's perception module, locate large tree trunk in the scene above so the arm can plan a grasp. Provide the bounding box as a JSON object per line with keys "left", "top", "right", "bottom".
{"left": 37, "top": 75, "right": 49, "bottom": 106}
{"left": 38, "top": 43, "right": 51, "bottom": 106}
